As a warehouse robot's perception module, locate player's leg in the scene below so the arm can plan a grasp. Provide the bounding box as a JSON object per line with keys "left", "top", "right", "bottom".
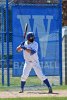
{"left": 19, "top": 62, "right": 32, "bottom": 93}
{"left": 33, "top": 61, "right": 52, "bottom": 93}
{"left": 43, "top": 79, "right": 52, "bottom": 93}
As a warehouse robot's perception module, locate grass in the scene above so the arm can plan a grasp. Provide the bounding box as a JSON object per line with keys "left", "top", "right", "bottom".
{"left": 53, "top": 85, "right": 67, "bottom": 90}
{"left": 0, "top": 97, "right": 67, "bottom": 100}
{"left": 0, "top": 85, "right": 67, "bottom": 92}
{"left": 0, "top": 76, "right": 42, "bottom": 91}
{"left": 0, "top": 75, "right": 67, "bottom": 93}
{"left": 0, "top": 76, "right": 67, "bottom": 91}
{"left": 0, "top": 76, "right": 41, "bottom": 87}
{"left": 10, "top": 76, "right": 41, "bottom": 86}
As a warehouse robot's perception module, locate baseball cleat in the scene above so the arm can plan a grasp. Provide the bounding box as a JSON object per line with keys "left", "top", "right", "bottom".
{"left": 19, "top": 90, "right": 24, "bottom": 93}
{"left": 48, "top": 87, "right": 53, "bottom": 93}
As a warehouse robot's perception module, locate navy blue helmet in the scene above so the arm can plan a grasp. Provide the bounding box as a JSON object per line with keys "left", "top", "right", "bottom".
{"left": 27, "top": 32, "right": 34, "bottom": 42}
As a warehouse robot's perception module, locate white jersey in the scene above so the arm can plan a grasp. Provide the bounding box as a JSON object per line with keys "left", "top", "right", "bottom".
{"left": 21, "top": 40, "right": 47, "bottom": 82}
{"left": 23, "top": 41, "right": 39, "bottom": 62}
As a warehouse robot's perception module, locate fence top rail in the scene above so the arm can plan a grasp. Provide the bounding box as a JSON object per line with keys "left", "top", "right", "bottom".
{"left": 0, "top": 1, "right": 62, "bottom": 6}
{"left": 11, "top": 3, "right": 62, "bottom": 7}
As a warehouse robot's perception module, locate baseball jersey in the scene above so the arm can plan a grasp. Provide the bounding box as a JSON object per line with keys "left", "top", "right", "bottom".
{"left": 23, "top": 41, "right": 39, "bottom": 62}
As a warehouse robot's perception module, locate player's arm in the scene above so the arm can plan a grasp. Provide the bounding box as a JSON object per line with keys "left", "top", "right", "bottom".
{"left": 20, "top": 45, "right": 36, "bottom": 55}
{"left": 16, "top": 45, "right": 23, "bottom": 52}
{"left": 16, "top": 45, "right": 36, "bottom": 54}
{"left": 22, "top": 42, "right": 38, "bottom": 54}
{"left": 26, "top": 49, "right": 36, "bottom": 55}
{"left": 16, "top": 42, "right": 25, "bottom": 52}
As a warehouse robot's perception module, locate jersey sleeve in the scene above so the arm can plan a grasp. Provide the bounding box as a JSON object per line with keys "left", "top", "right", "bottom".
{"left": 30, "top": 42, "right": 38, "bottom": 52}
{"left": 33, "top": 42, "right": 38, "bottom": 52}
{"left": 30, "top": 42, "right": 38, "bottom": 55}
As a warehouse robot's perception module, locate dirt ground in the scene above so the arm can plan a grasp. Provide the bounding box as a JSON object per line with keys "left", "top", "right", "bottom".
{"left": 0, "top": 90, "right": 67, "bottom": 98}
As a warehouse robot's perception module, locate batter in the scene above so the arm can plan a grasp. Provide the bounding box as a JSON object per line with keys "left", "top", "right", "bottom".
{"left": 16, "top": 32, "right": 52, "bottom": 93}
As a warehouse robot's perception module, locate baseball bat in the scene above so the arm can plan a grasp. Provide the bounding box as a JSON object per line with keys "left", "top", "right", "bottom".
{"left": 16, "top": 23, "right": 28, "bottom": 52}
{"left": 23, "top": 23, "right": 28, "bottom": 39}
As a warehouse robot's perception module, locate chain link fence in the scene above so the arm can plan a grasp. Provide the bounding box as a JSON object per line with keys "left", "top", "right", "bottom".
{"left": 0, "top": 0, "right": 62, "bottom": 91}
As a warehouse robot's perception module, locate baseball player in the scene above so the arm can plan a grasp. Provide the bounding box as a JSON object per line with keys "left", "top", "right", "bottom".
{"left": 16, "top": 32, "right": 52, "bottom": 93}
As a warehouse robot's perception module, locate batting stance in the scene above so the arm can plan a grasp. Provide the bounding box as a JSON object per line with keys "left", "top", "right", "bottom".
{"left": 16, "top": 32, "right": 52, "bottom": 93}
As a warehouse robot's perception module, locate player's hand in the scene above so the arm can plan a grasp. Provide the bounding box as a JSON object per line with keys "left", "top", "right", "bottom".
{"left": 16, "top": 45, "right": 23, "bottom": 52}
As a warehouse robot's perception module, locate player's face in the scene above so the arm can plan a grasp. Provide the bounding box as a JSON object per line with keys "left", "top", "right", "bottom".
{"left": 29, "top": 37, "right": 34, "bottom": 42}
{"left": 27, "top": 36, "right": 34, "bottom": 43}
{"left": 27, "top": 39, "right": 34, "bottom": 44}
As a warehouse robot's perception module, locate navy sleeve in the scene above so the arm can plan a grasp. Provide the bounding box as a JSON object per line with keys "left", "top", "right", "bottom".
{"left": 20, "top": 45, "right": 27, "bottom": 50}
{"left": 20, "top": 41, "right": 25, "bottom": 46}
{"left": 30, "top": 49, "right": 36, "bottom": 55}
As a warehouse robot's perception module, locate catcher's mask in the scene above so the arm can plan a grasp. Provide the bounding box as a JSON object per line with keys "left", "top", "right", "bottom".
{"left": 27, "top": 32, "right": 34, "bottom": 42}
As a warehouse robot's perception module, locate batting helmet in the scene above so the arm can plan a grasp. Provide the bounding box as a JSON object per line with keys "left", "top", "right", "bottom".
{"left": 27, "top": 32, "right": 34, "bottom": 42}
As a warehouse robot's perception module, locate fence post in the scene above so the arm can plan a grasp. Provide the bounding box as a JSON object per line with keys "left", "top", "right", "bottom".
{"left": 6, "top": 0, "right": 10, "bottom": 86}
{"left": 1, "top": 6, "right": 4, "bottom": 86}
{"left": 59, "top": 0, "right": 62, "bottom": 85}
